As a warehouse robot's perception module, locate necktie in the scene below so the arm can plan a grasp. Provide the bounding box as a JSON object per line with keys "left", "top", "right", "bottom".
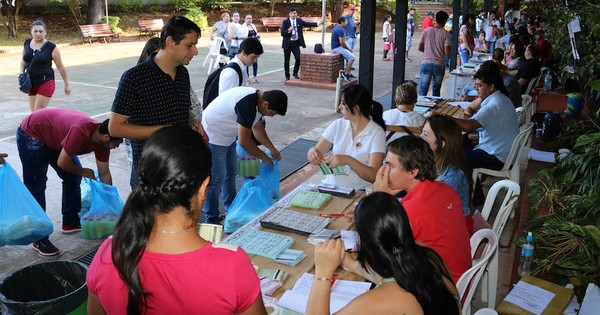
{"left": 292, "top": 20, "right": 297, "bottom": 40}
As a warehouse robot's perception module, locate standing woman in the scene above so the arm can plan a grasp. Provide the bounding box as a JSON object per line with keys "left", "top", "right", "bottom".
{"left": 227, "top": 11, "right": 248, "bottom": 58}
{"left": 209, "top": 12, "right": 231, "bottom": 63}
{"left": 244, "top": 14, "right": 261, "bottom": 84}
{"left": 382, "top": 15, "right": 392, "bottom": 61}
{"left": 21, "top": 20, "right": 71, "bottom": 112}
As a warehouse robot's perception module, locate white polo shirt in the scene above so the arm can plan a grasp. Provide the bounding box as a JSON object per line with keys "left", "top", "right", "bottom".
{"left": 321, "top": 118, "right": 386, "bottom": 188}
{"left": 202, "top": 87, "right": 262, "bottom": 147}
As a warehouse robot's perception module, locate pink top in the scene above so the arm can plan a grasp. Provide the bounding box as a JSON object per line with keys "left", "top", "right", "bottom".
{"left": 420, "top": 27, "right": 451, "bottom": 65}
{"left": 87, "top": 238, "right": 261, "bottom": 315}
{"left": 20, "top": 108, "right": 109, "bottom": 162}
{"left": 401, "top": 180, "right": 472, "bottom": 283}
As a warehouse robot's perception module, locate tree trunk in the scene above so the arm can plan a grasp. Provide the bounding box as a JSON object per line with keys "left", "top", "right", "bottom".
{"left": 328, "top": 0, "right": 342, "bottom": 24}
{"left": 0, "top": 0, "right": 21, "bottom": 38}
{"left": 86, "top": 0, "right": 104, "bottom": 24}
{"left": 269, "top": 0, "right": 277, "bottom": 17}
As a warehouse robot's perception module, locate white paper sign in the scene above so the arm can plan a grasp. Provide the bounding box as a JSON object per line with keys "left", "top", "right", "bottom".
{"left": 504, "top": 281, "right": 556, "bottom": 315}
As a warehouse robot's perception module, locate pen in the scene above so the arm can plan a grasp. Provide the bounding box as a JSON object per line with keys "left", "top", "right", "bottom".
{"left": 319, "top": 213, "right": 347, "bottom": 218}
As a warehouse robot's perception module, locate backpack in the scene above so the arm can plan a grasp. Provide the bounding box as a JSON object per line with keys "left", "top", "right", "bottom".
{"left": 314, "top": 43, "right": 325, "bottom": 54}
{"left": 202, "top": 62, "right": 243, "bottom": 109}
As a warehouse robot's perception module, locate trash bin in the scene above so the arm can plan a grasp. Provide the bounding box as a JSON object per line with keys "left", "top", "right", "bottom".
{"left": 566, "top": 92, "right": 583, "bottom": 117}
{"left": 0, "top": 261, "right": 88, "bottom": 315}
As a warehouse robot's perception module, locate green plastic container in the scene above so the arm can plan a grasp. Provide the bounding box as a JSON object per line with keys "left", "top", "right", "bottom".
{"left": 566, "top": 92, "right": 583, "bottom": 117}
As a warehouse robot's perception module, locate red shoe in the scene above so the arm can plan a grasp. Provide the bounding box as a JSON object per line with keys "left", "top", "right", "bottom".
{"left": 61, "top": 225, "right": 82, "bottom": 234}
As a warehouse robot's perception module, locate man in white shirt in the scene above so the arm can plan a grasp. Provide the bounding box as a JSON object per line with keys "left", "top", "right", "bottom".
{"left": 482, "top": 11, "right": 501, "bottom": 53}
{"left": 201, "top": 87, "right": 288, "bottom": 224}
{"left": 219, "top": 38, "right": 263, "bottom": 94}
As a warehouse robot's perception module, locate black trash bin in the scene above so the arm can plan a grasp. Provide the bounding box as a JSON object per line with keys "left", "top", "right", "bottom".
{"left": 0, "top": 261, "right": 88, "bottom": 315}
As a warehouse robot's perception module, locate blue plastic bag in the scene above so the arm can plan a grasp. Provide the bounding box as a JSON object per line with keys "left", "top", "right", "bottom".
{"left": 224, "top": 161, "right": 280, "bottom": 234}
{"left": 80, "top": 178, "right": 124, "bottom": 240}
{"left": 0, "top": 162, "right": 53, "bottom": 245}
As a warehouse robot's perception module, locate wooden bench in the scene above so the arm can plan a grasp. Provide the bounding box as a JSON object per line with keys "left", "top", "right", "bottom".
{"left": 79, "top": 24, "right": 118, "bottom": 44}
{"left": 138, "top": 19, "right": 164, "bottom": 37}
{"left": 261, "top": 17, "right": 286, "bottom": 32}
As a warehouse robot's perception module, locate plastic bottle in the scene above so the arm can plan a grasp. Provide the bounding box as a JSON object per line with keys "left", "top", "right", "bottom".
{"left": 544, "top": 71, "right": 553, "bottom": 90}
{"left": 518, "top": 232, "right": 534, "bottom": 276}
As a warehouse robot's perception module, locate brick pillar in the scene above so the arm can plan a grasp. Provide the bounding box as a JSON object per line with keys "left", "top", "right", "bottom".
{"left": 300, "top": 52, "right": 344, "bottom": 83}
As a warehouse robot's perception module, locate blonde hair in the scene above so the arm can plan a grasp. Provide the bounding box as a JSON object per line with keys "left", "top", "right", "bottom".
{"left": 394, "top": 82, "right": 418, "bottom": 106}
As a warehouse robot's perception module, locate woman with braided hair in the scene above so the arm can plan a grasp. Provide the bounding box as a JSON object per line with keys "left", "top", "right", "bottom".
{"left": 86, "top": 126, "right": 266, "bottom": 315}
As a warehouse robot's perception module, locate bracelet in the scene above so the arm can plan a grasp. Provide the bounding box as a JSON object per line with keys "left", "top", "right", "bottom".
{"left": 314, "top": 276, "right": 332, "bottom": 282}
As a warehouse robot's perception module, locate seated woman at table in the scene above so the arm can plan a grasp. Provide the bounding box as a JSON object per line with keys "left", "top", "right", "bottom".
{"left": 307, "top": 84, "right": 386, "bottom": 188}
{"left": 306, "top": 192, "right": 460, "bottom": 315}
{"left": 421, "top": 114, "right": 473, "bottom": 234}
{"left": 382, "top": 82, "right": 425, "bottom": 144}
{"left": 473, "top": 30, "right": 489, "bottom": 54}
{"left": 86, "top": 126, "right": 265, "bottom": 315}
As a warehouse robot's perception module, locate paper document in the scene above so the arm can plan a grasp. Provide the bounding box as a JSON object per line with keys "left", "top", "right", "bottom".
{"left": 528, "top": 149, "right": 556, "bottom": 163}
{"left": 414, "top": 106, "right": 430, "bottom": 114}
{"left": 449, "top": 101, "right": 472, "bottom": 109}
{"left": 504, "top": 281, "right": 555, "bottom": 315}
{"left": 276, "top": 272, "right": 371, "bottom": 314}
{"left": 341, "top": 230, "right": 358, "bottom": 252}
{"left": 579, "top": 283, "right": 600, "bottom": 315}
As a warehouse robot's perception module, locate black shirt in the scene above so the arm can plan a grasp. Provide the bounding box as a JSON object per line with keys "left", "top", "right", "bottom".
{"left": 22, "top": 39, "right": 56, "bottom": 86}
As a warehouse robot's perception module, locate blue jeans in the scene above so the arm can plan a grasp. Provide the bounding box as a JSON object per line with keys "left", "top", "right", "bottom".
{"left": 487, "top": 41, "right": 496, "bottom": 54}
{"left": 16, "top": 127, "right": 82, "bottom": 231}
{"left": 346, "top": 37, "right": 357, "bottom": 52}
{"left": 419, "top": 62, "right": 445, "bottom": 96}
{"left": 459, "top": 49, "right": 470, "bottom": 66}
{"left": 203, "top": 142, "right": 237, "bottom": 224}
{"left": 246, "top": 62, "right": 258, "bottom": 77}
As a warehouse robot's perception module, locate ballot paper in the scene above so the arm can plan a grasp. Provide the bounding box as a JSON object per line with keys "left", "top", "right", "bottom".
{"left": 260, "top": 277, "right": 282, "bottom": 296}
{"left": 341, "top": 230, "right": 359, "bottom": 252}
{"left": 276, "top": 272, "right": 371, "bottom": 314}
{"left": 274, "top": 249, "right": 306, "bottom": 267}
{"left": 579, "top": 283, "right": 600, "bottom": 315}
{"left": 448, "top": 101, "right": 472, "bottom": 109}
{"left": 223, "top": 228, "right": 293, "bottom": 260}
{"left": 504, "top": 281, "right": 555, "bottom": 315}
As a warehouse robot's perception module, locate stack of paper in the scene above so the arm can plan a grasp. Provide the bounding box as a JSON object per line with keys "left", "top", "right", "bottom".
{"left": 257, "top": 267, "right": 289, "bottom": 283}
{"left": 319, "top": 163, "right": 346, "bottom": 175}
{"left": 260, "top": 277, "right": 282, "bottom": 296}
{"left": 260, "top": 208, "right": 331, "bottom": 236}
{"left": 274, "top": 249, "right": 306, "bottom": 266}
{"left": 223, "top": 228, "right": 294, "bottom": 260}
{"left": 307, "top": 229, "right": 341, "bottom": 245}
{"left": 276, "top": 272, "right": 371, "bottom": 314}
{"left": 288, "top": 190, "right": 332, "bottom": 209}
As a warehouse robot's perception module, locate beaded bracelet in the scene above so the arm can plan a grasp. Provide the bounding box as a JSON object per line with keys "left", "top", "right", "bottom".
{"left": 314, "top": 276, "right": 332, "bottom": 282}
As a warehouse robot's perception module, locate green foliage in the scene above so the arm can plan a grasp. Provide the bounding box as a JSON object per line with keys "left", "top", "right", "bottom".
{"left": 539, "top": 0, "right": 600, "bottom": 90}
{"left": 528, "top": 111, "right": 600, "bottom": 295}
{"left": 183, "top": 5, "right": 209, "bottom": 31}
{"left": 169, "top": 0, "right": 227, "bottom": 11}
{"left": 100, "top": 16, "right": 123, "bottom": 34}
{"left": 148, "top": 0, "right": 163, "bottom": 12}
{"left": 114, "top": 0, "right": 144, "bottom": 11}
{"left": 46, "top": 0, "right": 64, "bottom": 15}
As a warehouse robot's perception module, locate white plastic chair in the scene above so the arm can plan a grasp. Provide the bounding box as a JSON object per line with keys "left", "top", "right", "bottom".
{"left": 472, "top": 122, "right": 534, "bottom": 192}
{"left": 457, "top": 228, "right": 499, "bottom": 315}
{"left": 202, "top": 37, "right": 230, "bottom": 74}
{"left": 516, "top": 95, "right": 533, "bottom": 126}
{"left": 524, "top": 73, "right": 542, "bottom": 96}
{"left": 477, "top": 179, "right": 521, "bottom": 308}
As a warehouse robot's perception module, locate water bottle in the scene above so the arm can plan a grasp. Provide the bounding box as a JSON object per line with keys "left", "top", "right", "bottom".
{"left": 544, "top": 71, "right": 553, "bottom": 90}
{"left": 518, "top": 232, "right": 534, "bottom": 276}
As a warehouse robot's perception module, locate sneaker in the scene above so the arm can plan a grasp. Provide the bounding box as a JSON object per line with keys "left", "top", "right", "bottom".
{"left": 32, "top": 239, "right": 60, "bottom": 256}
{"left": 341, "top": 73, "right": 350, "bottom": 81}
{"left": 348, "top": 73, "right": 357, "bottom": 79}
{"left": 61, "top": 225, "right": 81, "bottom": 234}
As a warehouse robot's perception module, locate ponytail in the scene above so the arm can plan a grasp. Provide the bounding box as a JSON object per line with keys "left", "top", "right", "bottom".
{"left": 370, "top": 100, "right": 386, "bottom": 131}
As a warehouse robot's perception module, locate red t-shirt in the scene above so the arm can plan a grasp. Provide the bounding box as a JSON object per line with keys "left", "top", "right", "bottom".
{"left": 401, "top": 180, "right": 472, "bottom": 283}
{"left": 537, "top": 38, "right": 552, "bottom": 62}
{"left": 87, "top": 238, "right": 261, "bottom": 315}
{"left": 20, "top": 108, "right": 109, "bottom": 162}
{"left": 422, "top": 16, "right": 434, "bottom": 31}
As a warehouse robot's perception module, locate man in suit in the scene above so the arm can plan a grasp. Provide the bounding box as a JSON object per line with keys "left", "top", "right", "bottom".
{"left": 281, "top": 7, "right": 320, "bottom": 80}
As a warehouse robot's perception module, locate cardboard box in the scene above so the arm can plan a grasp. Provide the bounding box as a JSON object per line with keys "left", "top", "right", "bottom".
{"left": 497, "top": 275, "right": 574, "bottom": 315}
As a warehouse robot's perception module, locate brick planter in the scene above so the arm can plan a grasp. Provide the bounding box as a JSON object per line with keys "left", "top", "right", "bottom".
{"left": 285, "top": 52, "right": 356, "bottom": 90}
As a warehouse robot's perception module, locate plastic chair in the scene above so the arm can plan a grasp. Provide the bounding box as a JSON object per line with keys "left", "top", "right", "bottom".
{"left": 477, "top": 179, "right": 521, "bottom": 308}
{"left": 524, "top": 73, "right": 542, "bottom": 96}
{"left": 516, "top": 95, "right": 533, "bottom": 126}
{"left": 472, "top": 122, "right": 534, "bottom": 193}
{"left": 202, "top": 37, "right": 230, "bottom": 74}
{"left": 457, "top": 228, "right": 498, "bottom": 315}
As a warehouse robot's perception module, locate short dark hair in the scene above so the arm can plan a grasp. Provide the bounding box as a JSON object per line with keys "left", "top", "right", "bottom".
{"left": 474, "top": 60, "right": 508, "bottom": 95}
{"left": 262, "top": 90, "right": 288, "bottom": 116}
{"left": 526, "top": 44, "right": 540, "bottom": 58}
{"left": 387, "top": 136, "right": 437, "bottom": 181}
{"left": 239, "top": 38, "right": 263, "bottom": 55}
{"left": 31, "top": 19, "right": 47, "bottom": 30}
{"left": 289, "top": 7, "right": 297, "bottom": 13}
{"left": 98, "top": 119, "right": 122, "bottom": 141}
{"left": 337, "top": 16, "right": 347, "bottom": 24}
{"left": 435, "top": 11, "right": 449, "bottom": 25}
{"left": 159, "top": 16, "right": 201, "bottom": 49}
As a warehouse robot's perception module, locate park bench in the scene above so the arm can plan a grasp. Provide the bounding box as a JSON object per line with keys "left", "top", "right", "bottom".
{"left": 261, "top": 17, "right": 286, "bottom": 32}
{"left": 138, "top": 19, "right": 164, "bottom": 37}
{"left": 79, "top": 24, "right": 118, "bottom": 44}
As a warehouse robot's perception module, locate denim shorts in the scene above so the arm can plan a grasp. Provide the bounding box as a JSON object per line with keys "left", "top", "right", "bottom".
{"left": 332, "top": 46, "right": 356, "bottom": 61}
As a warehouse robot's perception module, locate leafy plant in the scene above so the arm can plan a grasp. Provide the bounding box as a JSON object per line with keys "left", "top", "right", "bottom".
{"left": 183, "top": 5, "right": 209, "bottom": 31}
{"left": 100, "top": 16, "right": 123, "bottom": 34}
{"left": 528, "top": 109, "right": 600, "bottom": 298}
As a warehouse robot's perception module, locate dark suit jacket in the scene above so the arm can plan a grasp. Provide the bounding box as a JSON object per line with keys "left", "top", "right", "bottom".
{"left": 281, "top": 18, "right": 319, "bottom": 50}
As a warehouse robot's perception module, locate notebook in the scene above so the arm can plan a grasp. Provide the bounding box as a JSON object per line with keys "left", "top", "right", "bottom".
{"left": 289, "top": 190, "right": 332, "bottom": 209}
{"left": 260, "top": 207, "right": 332, "bottom": 236}
{"left": 223, "top": 228, "right": 294, "bottom": 260}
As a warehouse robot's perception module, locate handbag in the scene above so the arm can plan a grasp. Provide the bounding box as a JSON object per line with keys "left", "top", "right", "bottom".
{"left": 19, "top": 46, "right": 37, "bottom": 94}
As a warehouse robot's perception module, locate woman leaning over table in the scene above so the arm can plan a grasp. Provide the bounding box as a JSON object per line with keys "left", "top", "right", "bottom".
{"left": 306, "top": 192, "right": 461, "bottom": 315}
{"left": 21, "top": 20, "right": 71, "bottom": 112}
{"left": 421, "top": 114, "right": 474, "bottom": 234}
{"left": 86, "top": 126, "right": 265, "bottom": 315}
{"left": 307, "top": 84, "right": 386, "bottom": 188}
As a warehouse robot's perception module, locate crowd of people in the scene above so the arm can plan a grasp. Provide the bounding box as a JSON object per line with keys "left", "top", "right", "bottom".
{"left": 7, "top": 5, "right": 553, "bottom": 314}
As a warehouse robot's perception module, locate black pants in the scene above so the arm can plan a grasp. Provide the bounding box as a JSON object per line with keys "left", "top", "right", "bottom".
{"left": 283, "top": 41, "right": 301, "bottom": 78}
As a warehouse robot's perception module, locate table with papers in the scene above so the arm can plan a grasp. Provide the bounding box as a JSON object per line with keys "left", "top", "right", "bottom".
{"left": 221, "top": 177, "right": 366, "bottom": 302}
